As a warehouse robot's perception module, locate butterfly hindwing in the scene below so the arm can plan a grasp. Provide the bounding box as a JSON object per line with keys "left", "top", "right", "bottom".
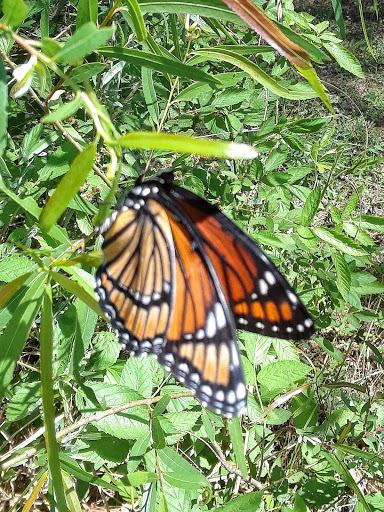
{"left": 158, "top": 211, "right": 247, "bottom": 417}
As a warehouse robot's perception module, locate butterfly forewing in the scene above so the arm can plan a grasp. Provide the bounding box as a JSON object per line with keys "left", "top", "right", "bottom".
{"left": 95, "top": 197, "right": 175, "bottom": 355}
{"left": 169, "top": 187, "right": 314, "bottom": 341}
{"left": 159, "top": 213, "right": 247, "bottom": 417}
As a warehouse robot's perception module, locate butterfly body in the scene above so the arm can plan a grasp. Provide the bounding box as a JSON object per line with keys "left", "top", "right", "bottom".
{"left": 96, "top": 172, "right": 314, "bottom": 417}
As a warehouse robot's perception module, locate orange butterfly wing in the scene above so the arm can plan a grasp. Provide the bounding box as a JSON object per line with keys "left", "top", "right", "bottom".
{"left": 168, "top": 185, "right": 314, "bottom": 341}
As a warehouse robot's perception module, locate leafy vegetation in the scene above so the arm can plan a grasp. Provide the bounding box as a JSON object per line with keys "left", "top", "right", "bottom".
{"left": 0, "top": 0, "right": 383, "bottom": 511}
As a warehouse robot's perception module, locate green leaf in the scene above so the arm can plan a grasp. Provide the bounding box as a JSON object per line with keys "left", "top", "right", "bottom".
{"left": 137, "top": 0, "right": 240, "bottom": 23}
{"left": 0, "top": 272, "right": 46, "bottom": 402}
{"left": 2, "top": 0, "right": 27, "bottom": 26}
{"left": 127, "top": 472, "right": 158, "bottom": 486}
{"left": 228, "top": 417, "right": 247, "bottom": 478}
{"left": 51, "top": 271, "right": 103, "bottom": 317}
{"left": 88, "top": 332, "right": 120, "bottom": 371}
{"left": 332, "top": 253, "right": 351, "bottom": 301}
{"left": 0, "top": 272, "right": 34, "bottom": 309}
{"left": 331, "top": 0, "right": 345, "bottom": 39}
{"left": 76, "top": 0, "right": 98, "bottom": 28}
{"left": 60, "top": 454, "right": 122, "bottom": 493}
{"left": 214, "top": 491, "right": 263, "bottom": 511}
{"left": 120, "top": 356, "right": 153, "bottom": 398}
{"left": 341, "top": 191, "right": 359, "bottom": 220}
{"left": 152, "top": 417, "right": 166, "bottom": 449}
{"left": 142, "top": 68, "right": 159, "bottom": 125}
{"left": 41, "top": 95, "right": 83, "bottom": 123}
{"left": 128, "top": 433, "right": 151, "bottom": 472}
{"left": 125, "top": 0, "right": 147, "bottom": 42}
{"left": 0, "top": 55, "right": 7, "bottom": 156}
{"left": 313, "top": 227, "right": 368, "bottom": 257}
{"left": 40, "top": 143, "right": 96, "bottom": 232}
{"left": 59, "top": 23, "right": 114, "bottom": 64}
{"left": 298, "top": 65, "right": 334, "bottom": 113}
{"left": 258, "top": 360, "right": 311, "bottom": 394}
{"left": 322, "top": 449, "right": 372, "bottom": 511}
{"left": 0, "top": 255, "right": 35, "bottom": 282}
{"left": 118, "top": 131, "right": 258, "bottom": 159}
{"left": 157, "top": 447, "right": 208, "bottom": 489}
{"left": 97, "top": 47, "right": 220, "bottom": 86}
{"left": 6, "top": 380, "right": 41, "bottom": 421}
{"left": 191, "top": 48, "right": 317, "bottom": 100}
{"left": 264, "top": 144, "right": 288, "bottom": 173}
{"left": 62, "top": 471, "right": 82, "bottom": 512}
{"left": 163, "top": 472, "right": 206, "bottom": 491}
{"left": 77, "top": 382, "right": 150, "bottom": 439}
{"left": 324, "top": 41, "right": 364, "bottom": 78}
{"left": 301, "top": 185, "right": 321, "bottom": 226}
{"left": 152, "top": 395, "right": 171, "bottom": 418}
{"left": 357, "top": 215, "right": 384, "bottom": 233}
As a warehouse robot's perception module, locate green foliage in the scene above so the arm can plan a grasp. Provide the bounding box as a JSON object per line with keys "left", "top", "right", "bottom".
{"left": 0, "top": 1, "right": 383, "bottom": 511}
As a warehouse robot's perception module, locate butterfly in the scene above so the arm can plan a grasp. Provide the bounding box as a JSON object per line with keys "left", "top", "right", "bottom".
{"left": 95, "top": 171, "right": 314, "bottom": 417}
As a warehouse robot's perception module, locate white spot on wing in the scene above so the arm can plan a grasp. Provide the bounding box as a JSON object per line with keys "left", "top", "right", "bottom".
{"left": 264, "top": 271, "right": 276, "bottom": 285}
{"left": 259, "top": 279, "right": 268, "bottom": 295}
{"left": 304, "top": 318, "right": 313, "bottom": 328}
{"left": 214, "top": 303, "right": 226, "bottom": 329}
{"left": 196, "top": 329, "right": 205, "bottom": 340}
{"left": 226, "top": 390, "right": 236, "bottom": 404}
{"left": 215, "top": 390, "right": 224, "bottom": 403}
{"left": 297, "top": 324, "right": 304, "bottom": 332}
{"left": 206, "top": 312, "right": 217, "bottom": 338}
{"left": 236, "top": 382, "right": 247, "bottom": 400}
{"left": 200, "top": 385, "right": 212, "bottom": 397}
{"left": 287, "top": 290, "right": 298, "bottom": 304}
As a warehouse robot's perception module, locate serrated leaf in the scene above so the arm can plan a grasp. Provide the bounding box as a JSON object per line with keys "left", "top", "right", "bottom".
{"left": 6, "top": 380, "right": 41, "bottom": 420}
{"left": 258, "top": 360, "right": 311, "bottom": 393}
{"left": 313, "top": 227, "right": 368, "bottom": 257}
{"left": 59, "top": 23, "right": 114, "bottom": 64}
{"left": 324, "top": 41, "right": 364, "bottom": 78}
{"left": 77, "top": 382, "right": 149, "bottom": 439}
{"left": 332, "top": 253, "right": 351, "bottom": 301}
{"left": 341, "top": 192, "right": 359, "bottom": 221}
{"left": 89, "top": 332, "right": 120, "bottom": 370}
{"left": 0, "top": 255, "right": 35, "bottom": 282}
{"left": 264, "top": 144, "right": 288, "bottom": 173}
{"left": 120, "top": 356, "right": 153, "bottom": 398}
